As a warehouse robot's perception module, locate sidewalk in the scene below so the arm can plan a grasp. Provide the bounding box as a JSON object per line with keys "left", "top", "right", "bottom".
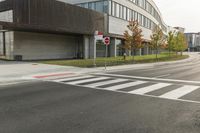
{"left": 0, "top": 52, "right": 197, "bottom": 84}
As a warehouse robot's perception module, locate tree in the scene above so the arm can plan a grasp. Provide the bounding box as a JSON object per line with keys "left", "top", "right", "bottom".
{"left": 149, "top": 25, "right": 166, "bottom": 60}
{"left": 123, "top": 20, "right": 143, "bottom": 61}
{"left": 167, "top": 31, "right": 175, "bottom": 57}
{"left": 173, "top": 32, "right": 188, "bottom": 56}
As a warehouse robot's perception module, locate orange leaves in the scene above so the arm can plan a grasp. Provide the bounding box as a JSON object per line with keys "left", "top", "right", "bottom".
{"left": 123, "top": 20, "right": 144, "bottom": 51}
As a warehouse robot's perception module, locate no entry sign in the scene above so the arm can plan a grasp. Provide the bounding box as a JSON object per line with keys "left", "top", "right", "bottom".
{"left": 103, "top": 37, "right": 110, "bottom": 45}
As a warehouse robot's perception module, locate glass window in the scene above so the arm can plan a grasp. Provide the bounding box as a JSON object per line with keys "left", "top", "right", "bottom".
{"left": 134, "top": 11, "right": 138, "bottom": 21}
{"left": 112, "top": 2, "right": 116, "bottom": 16}
{"left": 116, "top": 3, "right": 120, "bottom": 18}
{"left": 96, "top": 1, "right": 104, "bottom": 12}
{"left": 103, "top": 0, "right": 109, "bottom": 13}
{"left": 109, "top": 1, "right": 112, "bottom": 15}
{"left": 88, "top": 2, "right": 96, "bottom": 10}
{"left": 132, "top": 10, "right": 135, "bottom": 20}
{"left": 127, "top": 8, "right": 130, "bottom": 21}
{"left": 119, "top": 5, "right": 123, "bottom": 19}
{"left": 123, "top": 6, "right": 127, "bottom": 20}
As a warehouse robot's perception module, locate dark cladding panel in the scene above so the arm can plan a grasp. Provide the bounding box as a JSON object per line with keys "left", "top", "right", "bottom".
{"left": 0, "top": 0, "right": 106, "bottom": 35}
{"left": 0, "top": 0, "right": 12, "bottom": 11}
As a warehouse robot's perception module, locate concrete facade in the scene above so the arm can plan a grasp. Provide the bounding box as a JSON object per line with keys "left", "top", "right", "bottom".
{"left": 0, "top": 0, "right": 170, "bottom": 60}
{"left": 65, "top": 0, "right": 168, "bottom": 57}
{"left": 3, "top": 31, "right": 83, "bottom": 60}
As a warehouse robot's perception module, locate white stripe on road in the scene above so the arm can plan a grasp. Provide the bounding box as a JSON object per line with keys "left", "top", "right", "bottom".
{"left": 84, "top": 79, "right": 129, "bottom": 88}
{"left": 159, "top": 85, "right": 199, "bottom": 99}
{"left": 154, "top": 74, "right": 171, "bottom": 78}
{"left": 95, "top": 73, "right": 200, "bottom": 84}
{"left": 129, "top": 83, "right": 171, "bottom": 95}
{"left": 54, "top": 75, "right": 94, "bottom": 82}
{"left": 103, "top": 81, "right": 147, "bottom": 91}
{"left": 67, "top": 77, "right": 111, "bottom": 85}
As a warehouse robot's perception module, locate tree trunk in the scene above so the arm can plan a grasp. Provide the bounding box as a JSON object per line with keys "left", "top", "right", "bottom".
{"left": 132, "top": 48, "right": 135, "bottom": 63}
{"left": 156, "top": 47, "right": 158, "bottom": 61}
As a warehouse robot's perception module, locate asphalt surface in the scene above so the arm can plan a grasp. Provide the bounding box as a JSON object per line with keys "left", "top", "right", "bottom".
{"left": 1, "top": 81, "right": 200, "bottom": 133}
{"left": 1, "top": 54, "right": 200, "bottom": 133}
{"left": 109, "top": 54, "right": 200, "bottom": 81}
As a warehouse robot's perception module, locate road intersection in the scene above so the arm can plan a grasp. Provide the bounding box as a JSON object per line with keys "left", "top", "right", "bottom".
{"left": 1, "top": 53, "right": 200, "bottom": 133}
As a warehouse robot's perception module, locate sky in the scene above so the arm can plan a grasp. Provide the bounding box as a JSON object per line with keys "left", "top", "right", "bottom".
{"left": 154, "top": 0, "right": 200, "bottom": 33}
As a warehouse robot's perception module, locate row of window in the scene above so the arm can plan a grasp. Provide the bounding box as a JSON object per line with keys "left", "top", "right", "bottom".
{"left": 78, "top": 0, "right": 108, "bottom": 13}
{"left": 110, "top": 1, "right": 156, "bottom": 30}
{"left": 128, "top": 0, "right": 162, "bottom": 27}
{"left": 77, "top": 0, "right": 167, "bottom": 32}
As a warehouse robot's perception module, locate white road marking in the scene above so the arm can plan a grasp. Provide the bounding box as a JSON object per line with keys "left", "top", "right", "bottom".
{"left": 129, "top": 83, "right": 171, "bottom": 95}
{"left": 67, "top": 77, "right": 111, "bottom": 85}
{"left": 84, "top": 79, "right": 128, "bottom": 88}
{"left": 54, "top": 75, "right": 94, "bottom": 82}
{"left": 154, "top": 74, "right": 171, "bottom": 78}
{"left": 102, "top": 81, "right": 147, "bottom": 91}
{"left": 96, "top": 73, "right": 200, "bottom": 84}
{"left": 159, "top": 85, "right": 199, "bottom": 99}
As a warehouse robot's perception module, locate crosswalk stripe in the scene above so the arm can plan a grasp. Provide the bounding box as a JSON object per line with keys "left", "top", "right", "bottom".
{"left": 159, "top": 85, "right": 199, "bottom": 99}
{"left": 84, "top": 79, "right": 129, "bottom": 88}
{"left": 54, "top": 75, "right": 94, "bottom": 82}
{"left": 67, "top": 77, "right": 111, "bottom": 85}
{"left": 103, "top": 81, "right": 147, "bottom": 91}
{"left": 129, "top": 83, "right": 171, "bottom": 95}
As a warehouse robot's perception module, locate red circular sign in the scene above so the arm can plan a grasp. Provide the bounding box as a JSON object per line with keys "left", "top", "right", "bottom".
{"left": 104, "top": 37, "right": 110, "bottom": 45}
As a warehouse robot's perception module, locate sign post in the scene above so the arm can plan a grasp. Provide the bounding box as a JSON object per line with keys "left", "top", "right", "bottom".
{"left": 103, "top": 37, "right": 110, "bottom": 70}
{"left": 94, "top": 31, "right": 103, "bottom": 67}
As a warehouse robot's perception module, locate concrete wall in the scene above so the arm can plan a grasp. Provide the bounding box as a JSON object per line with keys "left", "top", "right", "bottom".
{"left": 13, "top": 31, "right": 83, "bottom": 60}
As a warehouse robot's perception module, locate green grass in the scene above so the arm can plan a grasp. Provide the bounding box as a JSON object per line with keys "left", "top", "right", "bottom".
{"left": 39, "top": 53, "right": 189, "bottom": 68}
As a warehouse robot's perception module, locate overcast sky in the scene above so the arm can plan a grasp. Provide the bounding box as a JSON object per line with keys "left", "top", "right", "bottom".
{"left": 154, "top": 0, "right": 199, "bottom": 33}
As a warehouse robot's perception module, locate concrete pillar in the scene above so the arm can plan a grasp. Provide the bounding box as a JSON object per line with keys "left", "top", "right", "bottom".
{"left": 83, "top": 35, "right": 89, "bottom": 59}
{"left": 110, "top": 38, "right": 117, "bottom": 57}
{"left": 89, "top": 36, "right": 96, "bottom": 59}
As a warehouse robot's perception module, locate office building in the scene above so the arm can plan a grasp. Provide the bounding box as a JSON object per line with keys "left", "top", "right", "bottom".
{"left": 185, "top": 33, "right": 200, "bottom": 52}
{"left": 0, "top": 0, "right": 168, "bottom": 60}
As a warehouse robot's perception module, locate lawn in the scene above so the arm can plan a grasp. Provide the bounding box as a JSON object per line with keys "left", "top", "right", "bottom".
{"left": 39, "top": 53, "right": 189, "bottom": 68}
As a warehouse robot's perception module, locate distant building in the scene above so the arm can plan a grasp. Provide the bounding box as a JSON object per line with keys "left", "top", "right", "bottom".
{"left": 185, "top": 33, "right": 200, "bottom": 52}
{"left": 174, "top": 27, "right": 185, "bottom": 33}
{"left": 168, "top": 26, "right": 185, "bottom": 34}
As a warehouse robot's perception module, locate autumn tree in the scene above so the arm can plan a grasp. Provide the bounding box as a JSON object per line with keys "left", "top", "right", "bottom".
{"left": 123, "top": 20, "right": 143, "bottom": 61}
{"left": 173, "top": 32, "right": 188, "bottom": 56}
{"left": 167, "top": 31, "right": 175, "bottom": 57}
{"left": 149, "top": 25, "right": 166, "bottom": 60}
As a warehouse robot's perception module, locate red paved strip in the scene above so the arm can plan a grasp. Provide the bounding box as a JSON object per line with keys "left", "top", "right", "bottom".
{"left": 33, "top": 73, "right": 75, "bottom": 79}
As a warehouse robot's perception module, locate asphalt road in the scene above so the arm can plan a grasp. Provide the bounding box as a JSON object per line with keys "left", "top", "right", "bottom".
{"left": 1, "top": 54, "right": 200, "bottom": 133}
{"left": 109, "top": 54, "right": 200, "bottom": 81}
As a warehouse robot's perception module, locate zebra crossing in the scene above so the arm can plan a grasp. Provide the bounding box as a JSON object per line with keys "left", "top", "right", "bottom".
{"left": 48, "top": 75, "right": 200, "bottom": 103}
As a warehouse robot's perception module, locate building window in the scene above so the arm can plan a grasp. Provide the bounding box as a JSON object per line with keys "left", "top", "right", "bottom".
{"left": 123, "top": 6, "right": 127, "bottom": 20}
{"left": 116, "top": 3, "right": 120, "bottom": 18}
{"left": 109, "top": 1, "right": 112, "bottom": 15}
{"left": 88, "top": 2, "right": 96, "bottom": 10}
{"left": 96, "top": 1, "right": 104, "bottom": 12}
{"left": 103, "top": 0, "right": 109, "bottom": 13}
{"left": 112, "top": 2, "right": 116, "bottom": 16}
{"left": 119, "top": 5, "right": 123, "bottom": 19}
